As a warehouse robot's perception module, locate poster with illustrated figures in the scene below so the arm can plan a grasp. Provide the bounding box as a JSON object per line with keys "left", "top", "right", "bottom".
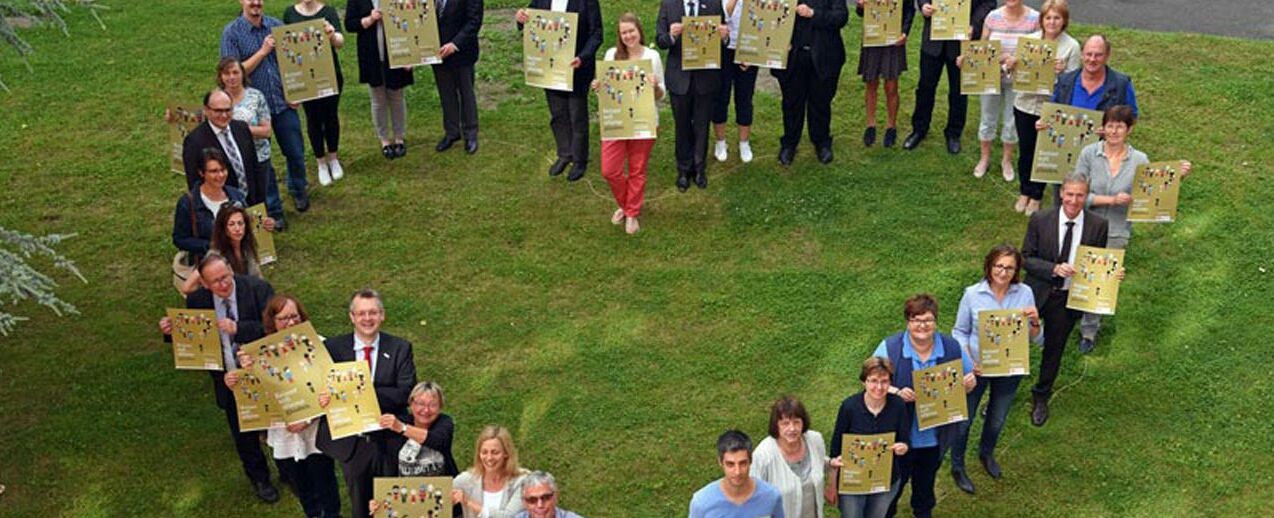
{"left": 1031, "top": 102, "right": 1102, "bottom": 184}
{"left": 930, "top": 0, "right": 971, "bottom": 41}
{"left": 523, "top": 9, "right": 578, "bottom": 91}
{"left": 240, "top": 322, "right": 333, "bottom": 424}
{"left": 1128, "top": 161, "right": 1185, "bottom": 222}
{"left": 324, "top": 361, "right": 382, "bottom": 440}
{"left": 245, "top": 203, "right": 277, "bottom": 266}
{"left": 1067, "top": 246, "right": 1124, "bottom": 315}
{"left": 385, "top": 0, "right": 442, "bottom": 68}
{"left": 838, "top": 432, "right": 894, "bottom": 495}
{"left": 682, "top": 16, "right": 722, "bottom": 70}
{"left": 976, "top": 309, "right": 1030, "bottom": 377}
{"left": 862, "top": 0, "right": 904, "bottom": 47}
{"left": 168, "top": 104, "right": 203, "bottom": 175}
{"left": 734, "top": 0, "right": 795, "bottom": 69}
{"left": 960, "top": 40, "right": 1000, "bottom": 95}
{"left": 166, "top": 308, "right": 223, "bottom": 371}
{"left": 272, "top": 20, "right": 340, "bottom": 103}
{"left": 1012, "top": 37, "right": 1058, "bottom": 95}
{"left": 233, "top": 369, "right": 287, "bottom": 432}
{"left": 372, "top": 477, "right": 453, "bottom": 518}
{"left": 596, "top": 59, "right": 658, "bottom": 141}
{"left": 913, "top": 359, "right": 968, "bottom": 431}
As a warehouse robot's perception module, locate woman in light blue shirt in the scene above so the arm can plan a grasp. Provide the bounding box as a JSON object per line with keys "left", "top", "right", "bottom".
{"left": 948, "top": 244, "right": 1042, "bottom": 494}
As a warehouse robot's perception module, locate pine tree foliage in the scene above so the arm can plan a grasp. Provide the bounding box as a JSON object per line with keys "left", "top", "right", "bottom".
{"left": 0, "top": 226, "right": 86, "bottom": 336}
{"left": 1, "top": 0, "right": 107, "bottom": 91}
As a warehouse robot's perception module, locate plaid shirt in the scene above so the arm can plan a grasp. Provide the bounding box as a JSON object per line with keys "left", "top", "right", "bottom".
{"left": 220, "top": 15, "right": 287, "bottom": 114}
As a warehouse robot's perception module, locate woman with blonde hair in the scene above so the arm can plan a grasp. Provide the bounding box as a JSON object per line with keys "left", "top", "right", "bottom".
{"left": 451, "top": 426, "right": 530, "bottom": 518}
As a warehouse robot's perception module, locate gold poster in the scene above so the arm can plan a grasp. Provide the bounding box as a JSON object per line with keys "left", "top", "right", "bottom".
{"left": 372, "top": 477, "right": 453, "bottom": 518}
{"left": 863, "top": 0, "right": 904, "bottom": 47}
{"left": 245, "top": 203, "right": 277, "bottom": 266}
{"left": 913, "top": 359, "right": 968, "bottom": 431}
{"left": 734, "top": 0, "right": 796, "bottom": 69}
{"left": 272, "top": 20, "right": 340, "bottom": 103}
{"left": 240, "top": 322, "right": 333, "bottom": 425}
{"left": 838, "top": 432, "right": 893, "bottom": 495}
{"left": 1032, "top": 102, "right": 1102, "bottom": 184}
{"left": 1129, "top": 161, "right": 1185, "bottom": 223}
{"left": 168, "top": 104, "right": 203, "bottom": 175}
{"left": 960, "top": 40, "right": 1000, "bottom": 95}
{"left": 324, "top": 361, "right": 383, "bottom": 440}
{"left": 1067, "top": 246, "right": 1124, "bottom": 315}
{"left": 1012, "top": 37, "right": 1057, "bottom": 95}
{"left": 385, "top": 0, "right": 442, "bottom": 68}
{"left": 682, "top": 16, "right": 722, "bottom": 70}
{"left": 976, "top": 309, "right": 1030, "bottom": 377}
{"left": 523, "top": 9, "right": 578, "bottom": 91}
{"left": 930, "top": 0, "right": 971, "bottom": 41}
{"left": 232, "top": 369, "right": 287, "bottom": 432}
{"left": 597, "top": 59, "right": 658, "bottom": 141}
{"left": 167, "top": 308, "right": 223, "bottom": 371}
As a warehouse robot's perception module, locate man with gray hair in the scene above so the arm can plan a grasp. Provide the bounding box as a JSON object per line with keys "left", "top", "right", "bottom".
{"left": 515, "top": 471, "right": 584, "bottom": 518}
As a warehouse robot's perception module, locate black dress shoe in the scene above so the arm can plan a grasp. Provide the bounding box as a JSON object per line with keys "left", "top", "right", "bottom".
{"left": 382, "top": 145, "right": 395, "bottom": 159}
{"left": 567, "top": 162, "right": 587, "bottom": 182}
{"left": 465, "top": 138, "right": 479, "bottom": 154}
{"left": 435, "top": 135, "right": 460, "bottom": 152}
{"left": 778, "top": 147, "right": 795, "bottom": 165}
{"left": 902, "top": 131, "right": 926, "bottom": 150}
{"left": 817, "top": 146, "right": 834, "bottom": 164}
{"left": 548, "top": 158, "right": 570, "bottom": 176}
{"left": 294, "top": 192, "right": 310, "bottom": 213}
{"left": 946, "top": 135, "right": 962, "bottom": 154}
{"left": 863, "top": 126, "right": 877, "bottom": 147}
{"left": 694, "top": 169, "right": 708, "bottom": 189}
{"left": 952, "top": 468, "right": 976, "bottom": 494}
{"left": 1031, "top": 394, "right": 1050, "bottom": 427}
{"left": 980, "top": 453, "right": 1002, "bottom": 479}
{"left": 253, "top": 480, "right": 280, "bottom": 503}
{"left": 393, "top": 142, "right": 406, "bottom": 158}
{"left": 883, "top": 127, "right": 898, "bottom": 148}
{"left": 676, "top": 172, "right": 690, "bottom": 192}
{"left": 1078, "top": 337, "right": 1096, "bottom": 354}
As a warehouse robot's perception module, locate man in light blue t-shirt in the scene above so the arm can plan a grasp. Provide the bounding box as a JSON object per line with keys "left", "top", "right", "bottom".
{"left": 689, "top": 430, "right": 785, "bottom": 518}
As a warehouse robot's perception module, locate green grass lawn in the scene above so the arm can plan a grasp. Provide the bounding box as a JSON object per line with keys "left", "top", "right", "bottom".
{"left": 2, "top": 1, "right": 1272, "bottom": 516}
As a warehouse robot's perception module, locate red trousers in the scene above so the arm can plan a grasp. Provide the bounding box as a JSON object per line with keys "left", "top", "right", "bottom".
{"left": 601, "top": 138, "right": 656, "bottom": 217}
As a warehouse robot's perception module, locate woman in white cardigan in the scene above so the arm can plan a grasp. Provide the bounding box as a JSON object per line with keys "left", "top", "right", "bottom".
{"left": 750, "top": 396, "right": 828, "bottom": 518}
{"left": 451, "top": 425, "right": 530, "bottom": 518}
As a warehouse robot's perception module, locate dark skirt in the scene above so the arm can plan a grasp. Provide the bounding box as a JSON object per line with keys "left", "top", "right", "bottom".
{"left": 857, "top": 45, "right": 908, "bottom": 82}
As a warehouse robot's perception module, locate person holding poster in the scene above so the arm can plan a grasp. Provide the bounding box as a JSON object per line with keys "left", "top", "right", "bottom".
{"left": 432, "top": 0, "right": 485, "bottom": 155}
{"left": 158, "top": 253, "right": 279, "bottom": 503}
{"left": 1073, "top": 105, "right": 1191, "bottom": 353}
{"left": 317, "top": 288, "right": 418, "bottom": 518}
{"left": 901, "top": 0, "right": 995, "bottom": 154}
{"left": 870, "top": 294, "right": 974, "bottom": 518}
{"left": 772, "top": 0, "right": 847, "bottom": 166}
{"left": 961, "top": 0, "right": 1038, "bottom": 181}
{"left": 711, "top": 0, "right": 758, "bottom": 164}
{"left": 828, "top": 357, "right": 910, "bottom": 518}
{"left": 1008, "top": 0, "right": 1079, "bottom": 216}
{"left": 656, "top": 0, "right": 729, "bottom": 191}
{"left": 179, "top": 205, "right": 265, "bottom": 295}
{"left": 180, "top": 89, "right": 268, "bottom": 210}
{"left": 227, "top": 294, "right": 342, "bottom": 517}
{"left": 1021, "top": 173, "right": 1109, "bottom": 426}
{"left": 453, "top": 426, "right": 531, "bottom": 518}
{"left": 750, "top": 395, "right": 829, "bottom": 518}
{"left": 517, "top": 0, "right": 603, "bottom": 181}
{"left": 947, "top": 244, "right": 1042, "bottom": 494}
{"left": 592, "top": 12, "right": 664, "bottom": 235}
{"left": 346, "top": 0, "right": 415, "bottom": 160}
{"left": 853, "top": 0, "right": 914, "bottom": 148}
{"left": 688, "top": 430, "right": 785, "bottom": 518}
{"left": 376, "top": 381, "right": 460, "bottom": 515}
{"left": 172, "top": 149, "right": 258, "bottom": 269}
{"left": 284, "top": 1, "right": 347, "bottom": 186}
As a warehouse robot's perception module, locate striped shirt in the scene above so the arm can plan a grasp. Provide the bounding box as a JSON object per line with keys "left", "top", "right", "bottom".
{"left": 221, "top": 15, "right": 288, "bottom": 115}
{"left": 983, "top": 7, "right": 1040, "bottom": 56}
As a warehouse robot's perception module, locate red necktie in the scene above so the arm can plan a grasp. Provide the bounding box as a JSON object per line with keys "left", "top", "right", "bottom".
{"left": 363, "top": 346, "right": 374, "bottom": 372}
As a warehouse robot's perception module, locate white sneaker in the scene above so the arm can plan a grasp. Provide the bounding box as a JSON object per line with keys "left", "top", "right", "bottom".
{"left": 317, "top": 161, "right": 332, "bottom": 186}
{"left": 714, "top": 139, "right": 728, "bottom": 162}
{"left": 739, "top": 140, "right": 753, "bottom": 163}
{"left": 329, "top": 159, "right": 344, "bottom": 181}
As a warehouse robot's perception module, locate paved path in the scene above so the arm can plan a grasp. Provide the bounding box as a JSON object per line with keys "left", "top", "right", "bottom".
{"left": 1068, "top": 0, "right": 1274, "bottom": 40}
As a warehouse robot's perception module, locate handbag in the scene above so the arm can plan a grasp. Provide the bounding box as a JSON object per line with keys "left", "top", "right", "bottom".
{"left": 171, "top": 192, "right": 199, "bottom": 292}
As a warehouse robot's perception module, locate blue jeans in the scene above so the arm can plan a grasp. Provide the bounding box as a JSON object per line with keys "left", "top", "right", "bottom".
{"left": 950, "top": 375, "right": 1023, "bottom": 470}
{"left": 259, "top": 160, "right": 284, "bottom": 220}
{"left": 839, "top": 483, "right": 898, "bottom": 518}
{"left": 272, "top": 108, "right": 308, "bottom": 198}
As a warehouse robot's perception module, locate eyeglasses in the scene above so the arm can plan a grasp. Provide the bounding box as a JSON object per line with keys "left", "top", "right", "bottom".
{"left": 220, "top": 200, "right": 245, "bottom": 210}
{"left": 523, "top": 493, "right": 555, "bottom": 505}
{"left": 991, "top": 265, "right": 1016, "bottom": 272}
{"left": 275, "top": 313, "right": 302, "bottom": 324}
{"left": 908, "top": 318, "right": 936, "bottom": 326}
{"left": 207, "top": 107, "right": 233, "bottom": 114}
{"left": 209, "top": 273, "right": 234, "bottom": 286}
{"left": 352, "top": 310, "right": 383, "bottom": 318}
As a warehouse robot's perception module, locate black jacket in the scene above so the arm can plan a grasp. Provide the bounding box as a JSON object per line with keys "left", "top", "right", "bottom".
{"left": 520, "top": 0, "right": 603, "bottom": 94}
{"left": 182, "top": 120, "right": 266, "bottom": 206}
{"left": 186, "top": 274, "right": 274, "bottom": 409}
{"left": 771, "top": 0, "right": 848, "bottom": 81}
{"left": 656, "top": 0, "right": 726, "bottom": 96}
{"left": 316, "top": 331, "right": 418, "bottom": 463}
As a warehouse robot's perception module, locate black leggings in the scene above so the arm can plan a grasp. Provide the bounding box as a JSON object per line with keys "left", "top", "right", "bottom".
{"left": 302, "top": 93, "right": 341, "bottom": 158}
{"left": 1014, "top": 107, "right": 1046, "bottom": 200}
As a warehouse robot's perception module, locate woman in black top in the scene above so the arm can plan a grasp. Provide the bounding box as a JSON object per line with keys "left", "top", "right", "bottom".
{"left": 827, "top": 357, "right": 911, "bottom": 518}
{"left": 345, "top": 0, "right": 415, "bottom": 159}
{"left": 284, "top": 1, "right": 347, "bottom": 184}
{"left": 373, "top": 381, "right": 461, "bottom": 516}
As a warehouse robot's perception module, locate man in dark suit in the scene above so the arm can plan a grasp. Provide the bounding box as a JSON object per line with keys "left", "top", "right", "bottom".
{"left": 902, "top": 0, "right": 996, "bottom": 154}
{"left": 182, "top": 89, "right": 268, "bottom": 207}
{"left": 772, "top": 0, "right": 848, "bottom": 166}
{"left": 158, "top": 253, "right": 278, "bottom": 503}
{"left": 657, "top": 0, "right": 729, "bottom": 191}
{"left": 433, "top": 0, "right": 485, "bottom": 154}
{"left": 516, "top": 0, "right": 603, "bottom": 181}
{"left": 1021, "top": 173, "right": 1111, "bottom": 427}
{"left": 317, "top": 288, "right": 417, "bottom": 518}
